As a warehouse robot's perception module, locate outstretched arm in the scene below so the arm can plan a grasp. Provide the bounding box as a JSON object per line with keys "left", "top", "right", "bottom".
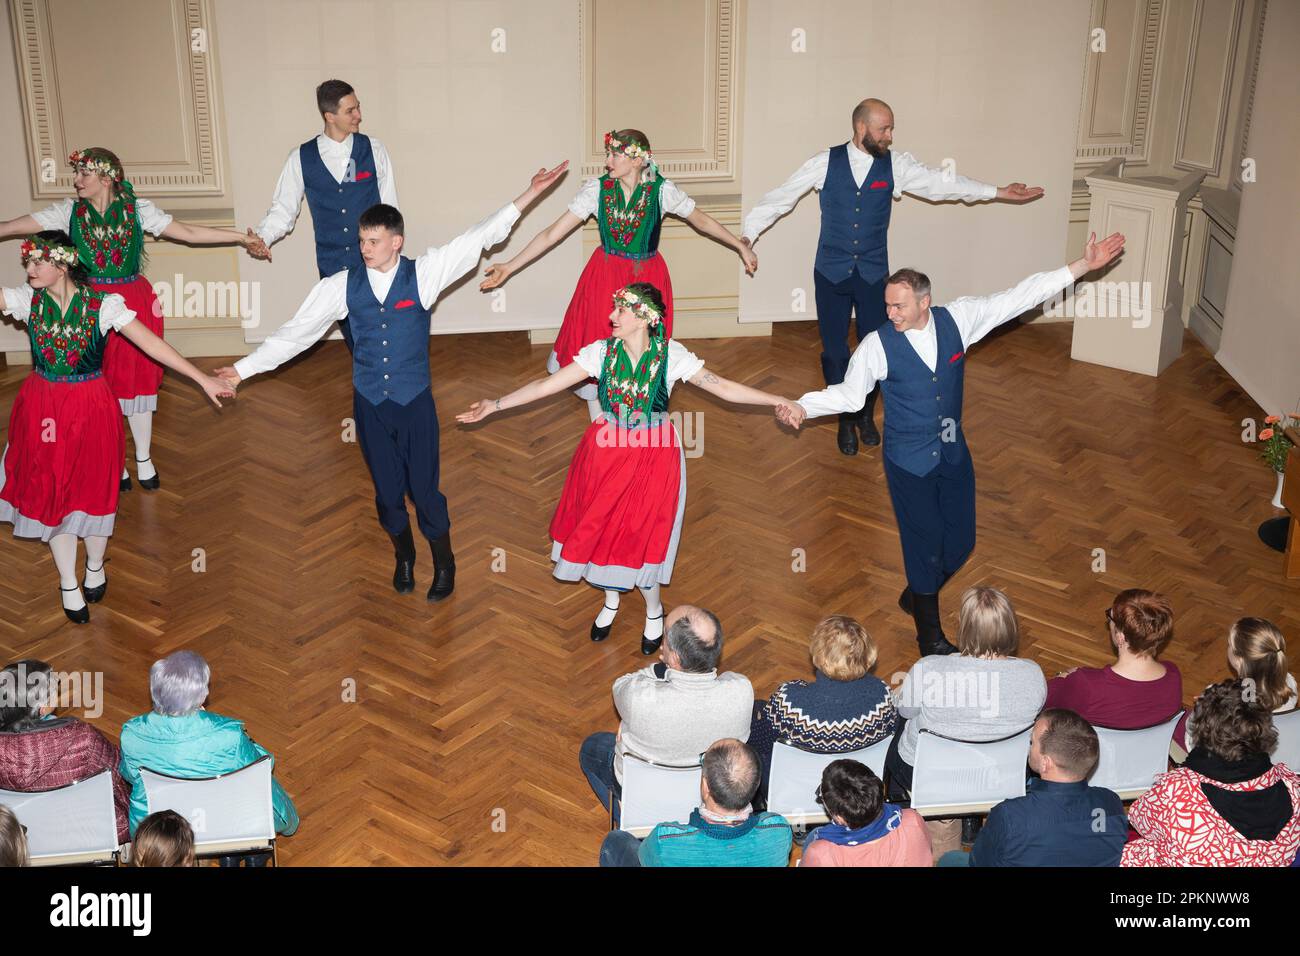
{"left": 161, "top": 219, "right": 268, "bottom": 259}
{"left": 893, "top": 151, "right": 1043, "bottom": 204}
{"left": 683, "top": 209, "right": 757, "bottom": 275}
{"left": 781, "top": 335, "right": 886, "bottom": 429}
{"left": 117, "top": 320, "right": 234, "bottom": 408}
{"left": 0, "top": 214, "right": 42, "bottom": 241}
{"left": 480, "top": 209, "right": 584, "bottom": 290}
{"left": 687, "top": 365, "right": 795, "bottom": 412}
{"left": 214, "top": 272, "right": 349, "bottom": 386}
{"left": 740, "top": 150, "right": 827, "bottom": 245}
{"left": 456, "top": 361, "right": 591, "bottom": 424}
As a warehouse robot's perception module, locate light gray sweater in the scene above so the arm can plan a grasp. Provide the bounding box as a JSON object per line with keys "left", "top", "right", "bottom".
{"left": 894, "top": 655, "right": 1047, "bottom": 765}
{"left": 612, "top": 665, "right": 754, "bottom": 781}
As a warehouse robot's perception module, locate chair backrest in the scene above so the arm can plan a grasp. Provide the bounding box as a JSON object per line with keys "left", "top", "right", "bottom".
{"left": 0, "top": 769, "right": 119, "bottom": 866}
{"left": 1090, "top": 712, "right": 1184, "bottom": 801}
{"left": 139, "top": 755, "right": 275, "bottom": 855}
{"left": 767, "top": 739, "right": 891, "bottom": 825}
{"left": 910, "top": 726, "right": 1033, "bottom": 817}
{"left": 1273, "top": 708, "right": 1300, "bottom": 773}
{"left": 619, "top": 753, "right": 703, "bottom": 838}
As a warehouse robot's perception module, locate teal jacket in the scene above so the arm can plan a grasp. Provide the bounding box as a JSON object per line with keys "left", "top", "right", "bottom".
{"left": 640, "top": 810, "right": 792, "bottom": 867}
{"left": 118, "top": 710, "right": 299, "bottom": 838}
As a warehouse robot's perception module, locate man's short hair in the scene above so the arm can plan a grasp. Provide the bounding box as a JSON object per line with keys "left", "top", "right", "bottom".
{"left": 1037, "top": 708, "right": 1100, "bottom": 780}
{"left": 702, "top": 739, "right": 759, "bottom": 812}
{"left": 358, "top": 203, "right": 404, "bottom": 238}
{"left": 316, "top": 79, "right": 355, "bottom": 117}
{"left": 886, "top": 268, "right": 931, "bottom": 298}
{"left": 666, "top": 607, "right": 723, "bottom": 673}
{"left": 817, "top": 759, "right": 885, "bottom": 829}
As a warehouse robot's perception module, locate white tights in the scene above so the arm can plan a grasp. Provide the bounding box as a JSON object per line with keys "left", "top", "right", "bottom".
{"left": 123, "top": 410, "right": 155, "bottom": 480}
{"left": 50, "top": 534, "right": 108, "bottom": 610}
{"left": 594, "top": 584, "right": 665, "bottom": 639}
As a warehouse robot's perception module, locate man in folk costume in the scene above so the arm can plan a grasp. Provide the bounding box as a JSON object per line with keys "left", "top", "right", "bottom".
{"left": 778, "top": 232, "right": 1126, "bottom": 656}
{"left": 255, "top": 79, "right": 399, "bottom": 351}
{"left": 743, "top": 98, "right": 1044, "bottom": 456}
{"left": 218, "top": 163, "right": 568, "bottom": 601}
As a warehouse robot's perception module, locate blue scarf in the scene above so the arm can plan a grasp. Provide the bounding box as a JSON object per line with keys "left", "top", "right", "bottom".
{"left": 808, "top": 804, "right": 904, "bottom": 846}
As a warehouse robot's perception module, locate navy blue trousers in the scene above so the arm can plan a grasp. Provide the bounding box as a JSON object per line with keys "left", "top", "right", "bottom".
{"left": 882, "top": 449, "right": 976, "bottom": 593}
{"left": 354, "top": 388, "right": 449, "bottom": 542}
{"left": 813, "top": 268, "right": 887, "bottom": 387}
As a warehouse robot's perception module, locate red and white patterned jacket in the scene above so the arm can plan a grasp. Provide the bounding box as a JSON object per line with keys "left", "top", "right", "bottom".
{"left": 1122, "top": 763, "right": 1300, "bottom": 867}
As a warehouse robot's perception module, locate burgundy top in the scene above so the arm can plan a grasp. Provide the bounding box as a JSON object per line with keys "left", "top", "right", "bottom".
{"left": 0, "top": 717, "right": 131, "bottom": 843}
{"left": 1044, "top": 663, "right": 1185, "bottom": 742}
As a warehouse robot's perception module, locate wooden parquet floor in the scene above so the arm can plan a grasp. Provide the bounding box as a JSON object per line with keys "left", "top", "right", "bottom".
{"left": 1, "top": 320, "right": 1296, "bottom": 866}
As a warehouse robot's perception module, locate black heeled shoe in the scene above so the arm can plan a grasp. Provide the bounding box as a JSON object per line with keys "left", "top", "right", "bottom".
{"left": 641, "top": 613, "right": 665, "bottom": 656}
{"left": 136, "top": 457, "right": 160, "bottom": 491}
{"left": 590, "top": 604, "right": 619, "bottom": 642}
{"left": 83, "top": 561, "right": 107, "bottom": 604}
{"left": 120, "top": 472, "right": 132, "bottom": 492}
{"left": 60, "top": 586, "right": 89, "bottom": 625}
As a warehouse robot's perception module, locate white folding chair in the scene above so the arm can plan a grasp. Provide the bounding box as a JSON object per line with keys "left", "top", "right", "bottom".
{"left": 0, "top": 769, "right": 119, "bottom": 866}
{"left": 139, "top": 755, "right": 276, "bottom": 861}
{"left": 909, "top": 726, "right": 1033, "bottom": 818}
{"left": 1091, "top": 712, "right": 1183, "bottom": 801}
{"left": 617, "top": 752, "right": 702, "bottom": 838}
{"left": 767, "top": 739, "right": 891, "bottom": 826}
{"left": 1273, "top": 708, "right": 1300, "bottom": 772}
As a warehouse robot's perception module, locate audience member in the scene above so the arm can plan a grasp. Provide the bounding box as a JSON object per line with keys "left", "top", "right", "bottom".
{"left": 1228, "top": 617, "right": 1295, "bottom": 714}
{"left": 132, "top": 810, "right": 197, "bottom": 867}
{"left": 800, "top": 758, "right": 931, "bottom": 866}
{"left": 0, "top": 804, "right": 27, "bottom": 866}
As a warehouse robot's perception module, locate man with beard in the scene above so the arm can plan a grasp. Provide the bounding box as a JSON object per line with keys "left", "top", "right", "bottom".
{"left": 742, "top": 98, "right": 1043, "bottom": 456}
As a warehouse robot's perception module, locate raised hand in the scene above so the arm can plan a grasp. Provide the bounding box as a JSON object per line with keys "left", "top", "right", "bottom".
{"left": 243, "top": 228, "right": 272, "bottom": 262}
{"left": 996, "top": 182, "right": 1045, "bottom": 203}
{"left": 480, "top": 263, "right": 511, "bottom": 291}
{"left": 1083, "top": 231, "right": 1126, "bottom": 271}
{"left": 456, "top": 399, "right": 498, "bottom": 424}
{"left": 213, "top": 365, "right": 242, "bottom": 388}
{"left": 529, "top": 160, "right": 569, "bottom": 195}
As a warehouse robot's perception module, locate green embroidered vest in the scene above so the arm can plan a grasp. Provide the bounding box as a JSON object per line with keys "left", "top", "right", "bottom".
{"left": 597, "top": 336, "right": 669, "bottom": 419}
{"left": 597, "top": 174, "right": 664, "bottom": 256}
{"left": 69, "top": 183, "right": 144, "bottom": 279}
{"left": 28, "top": 286, "right": 109, "bottom": 378}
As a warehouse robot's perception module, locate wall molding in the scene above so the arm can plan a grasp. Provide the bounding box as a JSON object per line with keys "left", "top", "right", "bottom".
{"left": 1172, "top": 0, "right": 1244, "bottom": 176}
{"left": 1075, "top": 0, "right": 1164, "bottom": 171}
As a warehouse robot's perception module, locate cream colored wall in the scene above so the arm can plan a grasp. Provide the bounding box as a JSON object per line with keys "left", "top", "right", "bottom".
{"left": 1217, "top": 0, "right": 1300, "bottom": 418}
{"left": 739, "top": 0, "right": 1091, "bottom": 326}
{"left": 215, "top": 0, "right": 582, "bottom": 345}
{"left": 0, "top": 3, "right": 35, "bottom": 356}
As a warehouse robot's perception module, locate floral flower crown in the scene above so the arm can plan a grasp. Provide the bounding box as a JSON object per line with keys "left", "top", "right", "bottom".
{"left": 20, "top": 237, "right": 78, "bottom": 267}
{"left": 604, "top": 131, "right": 656, "bottom": 175}
{"left": 67, "top": 149, "right": 122, "bottom": 182}
{"left": 612, "top": 286, "right": 664, "bottom": 329}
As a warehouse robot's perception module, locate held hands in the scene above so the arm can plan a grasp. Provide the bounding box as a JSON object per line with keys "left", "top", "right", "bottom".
{"left": 774, "top": 400, "right": 806, "bottom": 430}
{"left": 480, "top": 263, "right": 511, "bottom": 291}
{"left": 242, "top": 229, "right": 272, "bottom": 262}
{"left": 213, "top": 366, "right": 242, "bottom": 389}
{"left": 200, "top": 374, "right": 236, "bottom": 409}
{"left": 996, "top": 182, "right": 1045, "bottom": 203}
{"left": 456, "top": 398, "right": 498, "bottom": 425}
{"left": 739, "top": 243, "right": 758, "bottom": 275}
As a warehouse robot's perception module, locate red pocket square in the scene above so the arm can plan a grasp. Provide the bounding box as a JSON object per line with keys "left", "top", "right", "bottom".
{"left": 870, "top": 180, "right": 890, "bottom": 189}
{"left": 395, "top": 299, "right": 416, "bottom": 309}
{"left": 949, "top": 351, "right": 964, "bottom": 364}
{"left": 355, "top": 170, "right": 373, "bottom": 180}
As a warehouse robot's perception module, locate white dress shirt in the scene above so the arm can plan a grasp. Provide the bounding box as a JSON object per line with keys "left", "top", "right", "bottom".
{"left": 32, "top": 198, "right": 174, "bottom": 238}
{"left": 572, "top": 338, "right": 705, "bottom": 395}
{"left": 797, "top": 266, "right": 1074, "bottom": 418}
{"left": 567, "top": 177, "right": 697, "bottom": 221}
{"left": 234, "top": 202, "right": 520, "bottom": 381}
{"left": 255, "top": 133, "right": 399, "bottom": 246}
{"left": 3, "top": 285, "right": 136, "bottom": 334}
{"left": 741, "top": 142, "right": 997, "bottom": 242}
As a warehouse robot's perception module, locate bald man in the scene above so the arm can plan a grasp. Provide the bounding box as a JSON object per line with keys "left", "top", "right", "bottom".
{"left": 743, "top": 98, "right": 1042, "bottom": 456}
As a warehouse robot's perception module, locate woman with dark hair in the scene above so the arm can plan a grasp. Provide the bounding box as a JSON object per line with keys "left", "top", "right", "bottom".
{"left": 1, "top": 147, "right": 266, "bottom": 490}
{"left": 0, "top": 232, "right": 233, "bottom": 621}
{"left": 801, "top": 759, "right": 931, "bottom": 866}
{"left": 0, "top": 659, "right": 131, "bottom": 843}
{"left": 459, "top": 282, "right": 799, "bottom": 652}
{"left": 480, "top": 129, "right": 756, "bottom": 421}
{"left": 1123, "top": 679, "right": 1300, "bottom": 867}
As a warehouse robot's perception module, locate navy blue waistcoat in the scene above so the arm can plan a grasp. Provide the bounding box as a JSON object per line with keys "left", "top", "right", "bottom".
{"left": 347, "top": 257, "right": 431, "bottom": 406}
{"left": 878, "top": 306, "right": 968, "bottom": 476}
{"left": 815, "top": 143, "right": 893, "bottom": 283}
{"left": 301, "top": 133, "right": 382, "bottom": 278}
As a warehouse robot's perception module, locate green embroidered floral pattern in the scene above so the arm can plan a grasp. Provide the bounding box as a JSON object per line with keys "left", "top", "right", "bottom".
{"left": 29, "top": 286, "right": 107, "bottom": 377}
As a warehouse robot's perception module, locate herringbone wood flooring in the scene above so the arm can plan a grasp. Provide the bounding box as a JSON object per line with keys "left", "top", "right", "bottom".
{"left": 1, "top": 320, "right": 1296, "bottom": 866}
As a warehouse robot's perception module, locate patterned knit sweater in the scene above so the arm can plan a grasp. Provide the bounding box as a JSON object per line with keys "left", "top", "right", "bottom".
{"left": 749, "top": 671, "right": 900, "bottom": 769}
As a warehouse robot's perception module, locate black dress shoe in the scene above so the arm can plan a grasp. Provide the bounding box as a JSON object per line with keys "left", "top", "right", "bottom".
{"left": 120, "top": 474, "right": 132, "bottom": 492}
{"left": 60, "top": 586, "right": 89, "bottom": 625}
{"left": 857, "top": 409, "right": 880, "bottom": 447}
{"left": 135, "top": 457, "right": 160, "bottom": 491}
{"left": 83, "top": 562, "right": 107, "bottom": 604}
{"left": 836, "top": 413, "right": 859, "bottom": 456}
{"left": 591, "top": 604, "right": 619, "bottom": 642}
{"left": 641, "top": 613, "right": 665, "bottom": 656}
{"left": 389, "top": 528, "right": 416, "bottom": 593}
{"left": 427, "top": 532, "right": 455, "bottom": 602}
{"left": 912, "top": 590, "right": 959, "bottom": 656}
{"left": 898, "top": 586, "right": 914, "bottom": 615}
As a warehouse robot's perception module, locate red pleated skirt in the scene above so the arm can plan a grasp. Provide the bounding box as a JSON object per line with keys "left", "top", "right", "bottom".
{"left": 90, "top": 275, "right": 164, "bottom": 413}
{"left": 549, "top": 415, "right": 685, "bottom": 589}
{"left": 551, "top": 249, "right": 674, "bottom": 372}
{"left": 0, "top": 373, "right": 124, "bottom": 540}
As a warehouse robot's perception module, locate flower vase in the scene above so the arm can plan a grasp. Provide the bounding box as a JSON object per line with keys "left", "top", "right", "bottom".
{"left": 1272, "top": 470, "right": 1285, "bottom": 509}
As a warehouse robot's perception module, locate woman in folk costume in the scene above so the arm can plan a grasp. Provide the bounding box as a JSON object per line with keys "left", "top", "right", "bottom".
{"left": 0, "top": 232, "right": 234, "bottom": 624}
{"left": 0, "top": 147, "right": 267, "bottom": 491}
{"left": 458, "top": 283, "right": 798, "bottom": 653}
{"left": 479, "top": 130, "right": 757, "bottom": 421}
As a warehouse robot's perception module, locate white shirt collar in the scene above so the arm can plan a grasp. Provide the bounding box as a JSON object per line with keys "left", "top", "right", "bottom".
{"left": 319, "top": 132, "right": 354, "bottom": 153}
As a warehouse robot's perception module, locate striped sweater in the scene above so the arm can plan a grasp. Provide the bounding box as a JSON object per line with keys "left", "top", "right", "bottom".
{"left": 750, "top": 671, "right": 900, "bottom": 768}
